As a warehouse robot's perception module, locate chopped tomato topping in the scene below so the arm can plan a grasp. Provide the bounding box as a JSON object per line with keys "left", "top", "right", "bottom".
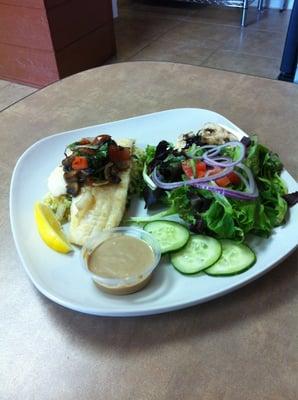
{"left": 72, "top": 156, "right": 88, "bottom": 170}
{"left": 79, "top": 138, "right": 91, "bottom": 145}
{"left": 108, "top": 145, "right": 131, "bottom": 162}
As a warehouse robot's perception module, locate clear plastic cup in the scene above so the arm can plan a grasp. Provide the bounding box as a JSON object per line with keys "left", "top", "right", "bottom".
{"left": 81, "top": 226, "right": 161, "bottom": 295}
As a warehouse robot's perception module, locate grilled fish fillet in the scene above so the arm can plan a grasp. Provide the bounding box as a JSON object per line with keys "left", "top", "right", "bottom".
{"left": 68, "top": 138, "right": 134, "bottom": 246}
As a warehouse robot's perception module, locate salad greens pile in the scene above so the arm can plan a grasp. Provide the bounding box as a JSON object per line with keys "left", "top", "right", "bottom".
{"left": 129, "top": 135, "right": 293, "bottom": 242}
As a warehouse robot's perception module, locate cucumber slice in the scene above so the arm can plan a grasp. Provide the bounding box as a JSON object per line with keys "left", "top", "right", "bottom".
{"left": 204, "top": 239, "right": 256, "bottom": 276}
{"left": 170, "top": 235, "right": 221, "bottom": 274}
{"left": 143, "top": 221, "right": 189, "bottom": 254}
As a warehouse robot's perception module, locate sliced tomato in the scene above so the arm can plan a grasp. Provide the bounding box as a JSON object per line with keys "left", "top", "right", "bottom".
{"left": 215, "top": 175, "right": 231, "bottom": 187}
{"left": 182, "top": 161, "right": 194, "bottom": 179}
{"left": 215, "top": 172, "right": 241, "bottom": 187}
{"left": 108, "top": 145, "right": 131, "bottom": 162}
{"left": 196, "top": 161, "right": 207, "bottom": 178}
{"left": 227, "top": 171, "right": 241, "bottom": 185}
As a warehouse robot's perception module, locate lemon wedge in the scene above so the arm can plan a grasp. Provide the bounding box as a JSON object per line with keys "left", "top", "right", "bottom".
{"left": 34, "top": 202, "right": 72, "bottom": 253}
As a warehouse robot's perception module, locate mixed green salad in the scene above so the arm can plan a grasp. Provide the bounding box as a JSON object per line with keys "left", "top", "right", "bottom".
{"left": 129, "top": 130, "right": 296, "bottom": 242}
{"left": 124, "top": 124, "right": 297, "bottom": 276}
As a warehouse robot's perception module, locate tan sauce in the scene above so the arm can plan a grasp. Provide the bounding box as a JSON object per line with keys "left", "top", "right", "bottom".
{"left": 87, "top": 235, "right": 155, "bottom": 294}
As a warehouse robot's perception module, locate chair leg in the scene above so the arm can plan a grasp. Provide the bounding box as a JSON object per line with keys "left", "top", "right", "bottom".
{"left": 257, "top": 0, "right": 263, "bottom": 11}
{"left": 241, "top": 0, "right": 249, "bottom": 27}
{"left": 280, "top": 0, "right": 288, "bottom": 12}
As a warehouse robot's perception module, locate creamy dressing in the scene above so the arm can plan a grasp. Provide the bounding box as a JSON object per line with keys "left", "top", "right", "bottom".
{"left": 88, "top": 235, "right": 154, "bottom": 279}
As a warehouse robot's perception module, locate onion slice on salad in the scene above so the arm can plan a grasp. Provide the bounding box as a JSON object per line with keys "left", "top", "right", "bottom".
{"left": 151, "top": 160, "right": 258, "bottom": 200}
{"left": 192, "top": 163, "right": 259, "bottom": 200}
{"left": 203, "top": 141, "right": 245, "bottom": 168}
{"left": 152, "top": 165, "right": 234, "bottom": 189}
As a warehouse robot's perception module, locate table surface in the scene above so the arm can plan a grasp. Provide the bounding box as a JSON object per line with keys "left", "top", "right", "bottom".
{"left": 1, "top": 62, "right": 297, "bottom": 400}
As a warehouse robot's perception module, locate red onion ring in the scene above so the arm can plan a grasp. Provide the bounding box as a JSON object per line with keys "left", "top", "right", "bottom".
{"left": 152, "top": 165, "right": 234, "bottom": 189}
{"left": 203, "top": 141, "right": 245, "bottom": 168}
{"left": 192, "top": 163, "right": 259, "bottom": 200}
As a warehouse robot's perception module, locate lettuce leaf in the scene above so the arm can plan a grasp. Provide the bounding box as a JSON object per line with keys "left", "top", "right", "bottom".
{"left": 136, "top": 134, "right": 289, "bottom": 242}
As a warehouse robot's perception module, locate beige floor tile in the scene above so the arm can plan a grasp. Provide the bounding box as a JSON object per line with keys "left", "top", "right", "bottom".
{"left": 114, "top": 12, "right": 179, "bottom": 37}
{"left": 185, "top": 6, "right": 289, "bottom": 29}
{"left": 222, "top": 29, "right": 285, "bottom": 58}
{"left": 246, "top": 8, "right": 291, "bottom": 33}
{"left": 186, "top": 5, "right": 245, "bottom": 26}
{"left": 114, "top": 12, "right": 180, "bottom": 60}
{"left": 115, "top": 30, "right": 157, "bottom": 60}
{"left": 0, "top": 80, "right": 10, "bottom": 90}
{"left": 0, "top": 82, "right": 36, "bottom": 111}
{"left": 158, "top": 21, "right": 240, "bottom": 47}
{"left": 202, "top": 49, "right": 281, "bottom": 79}
{"left": 128, "top": 38, "right": 215, "bottom": 66}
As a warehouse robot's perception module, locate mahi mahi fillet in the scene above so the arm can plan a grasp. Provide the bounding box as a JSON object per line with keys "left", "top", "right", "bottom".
{"left": 68, "top": 138, "right": 134, "bottom": 246}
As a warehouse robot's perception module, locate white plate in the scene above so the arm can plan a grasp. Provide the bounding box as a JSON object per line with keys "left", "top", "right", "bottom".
{"left": 10, "top": 108, "right": 298, "bottom": 316}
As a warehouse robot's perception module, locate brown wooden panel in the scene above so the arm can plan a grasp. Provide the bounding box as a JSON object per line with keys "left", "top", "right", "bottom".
{"left": 0, "top": 43, "right": 59, "bottom": 86}
{"left": 46, "top": 0, "right": 114, "bottom": 50}
{"left": 0, "top": 0, "right": 43, "bottom": 8}
{"left": 56, "top": 23, "right": 116, "bottom": 78}
{"left": 0, "top": 4, "right": 53, "bottom": 50}
{"left": 44, "top": 0, "right": 72, "bottom": 8}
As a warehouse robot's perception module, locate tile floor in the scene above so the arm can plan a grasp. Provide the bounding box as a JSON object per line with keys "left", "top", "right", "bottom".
{"left": 114, "top": 1, "right": 290, "bottom": 78}
{"left": 0, "top": 1, "right": 292, "bottom": 112}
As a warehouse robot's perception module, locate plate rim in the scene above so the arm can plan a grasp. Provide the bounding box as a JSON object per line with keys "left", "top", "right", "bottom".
{"left": 10, "top": 108, "right": 298, "bottom": 317}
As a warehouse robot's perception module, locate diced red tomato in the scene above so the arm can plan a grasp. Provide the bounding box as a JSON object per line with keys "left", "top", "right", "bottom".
{"left": 215, "top": 172, "right": 241, "bottom": 187}
{"left": 72, "top": 156, "right": 88, "bottom": 170}
{"left": 215, "top": 175, "right": 231, "bottom": 187}
{"left": 182, "top": 161, "right": 194, "bottom": 178}
{"left": 196, "top": 161, "right": 207, "bottom": 178}
{"left": 227, "top": 171, "right": 241, "bottom": 185}
{"left": 108, "top": 145, "right": 131, "bottom": 162}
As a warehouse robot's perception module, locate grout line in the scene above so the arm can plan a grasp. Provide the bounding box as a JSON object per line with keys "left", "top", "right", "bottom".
{"left": 0, "top": 90, "right": 39, "bottom": 113}
{"left": 197, "top": 64, "right": 278, "bottom": 81}
{"left": 119, "top": 11, "right": 283, "bottom": 69}
{"left": 223, "top": 49, "right": 282, "bottom": 61}
{"left": 120, "top": 4, "right": 289, "bottom": 33}
{"left": 121, "top": 19, "right": 184, "bottom": 61}
{"left": 215, "top": 47, "right": 283, "bottom": 60}
{"left": 0, "top": 83, "right": 10, "bottom": 91}
{"left": 197, "top": 46, "right": 222, "bottom": 66}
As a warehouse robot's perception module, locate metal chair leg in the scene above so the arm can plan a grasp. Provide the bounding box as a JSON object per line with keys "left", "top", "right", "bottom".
{"left": 257, "top": 0, "right": 263, "bottom": 11}
{"left": 241, "top": 0, "right": 249, "bottom": 27}
{"left": 280, "top": 0, "right": 288, "bottom": 12}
